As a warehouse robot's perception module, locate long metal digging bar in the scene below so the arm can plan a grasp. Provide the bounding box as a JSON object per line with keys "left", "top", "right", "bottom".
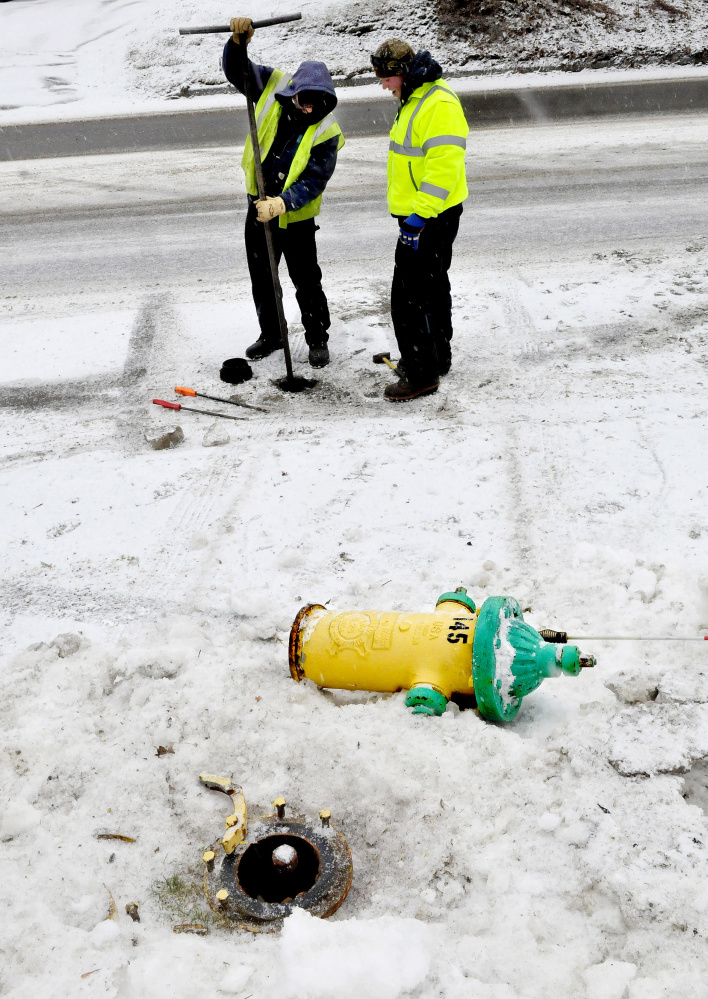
{"left": 238, "top": 33, "right": 296, "bottom": 385}
{"left": 178, "top": 15, "right": 301, "bottom": 386}
{"left": 179, "top": 14, "right": 302, "bottom": 34}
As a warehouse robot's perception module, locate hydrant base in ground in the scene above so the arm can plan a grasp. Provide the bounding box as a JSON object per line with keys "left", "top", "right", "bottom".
{"left": 289, "top": 589, "right": 592, "bottom": 723}
{"left": 201, "top": 778, "right": 352, "bottom": 932}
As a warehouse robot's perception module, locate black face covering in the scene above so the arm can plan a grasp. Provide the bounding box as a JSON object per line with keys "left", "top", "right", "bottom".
{"left": 288, "top": 102, "right": 312, "bottom": 126}
{"left": 290, "top": 91, "right": 328, "bottom": 124}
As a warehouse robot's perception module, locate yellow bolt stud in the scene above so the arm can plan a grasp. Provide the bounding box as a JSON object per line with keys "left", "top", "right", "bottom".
{"left": 273, "top": 797, "right": 286, "bottom": 820}
{"left": 202, "top": 850, "right": 215, "bottom": 872}
{"left": 228, "top": 790, "right": 248, "bottom": 839}
{"left": 320, "top": 809, "right": 331, "bottom": 828}
{"left": 216, "top": 889, "right": 229, "bottom": 909}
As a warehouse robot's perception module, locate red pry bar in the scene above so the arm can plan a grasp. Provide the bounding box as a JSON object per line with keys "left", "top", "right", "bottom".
{"left": 152, "top": 399, "right": 246, "bottom": 421}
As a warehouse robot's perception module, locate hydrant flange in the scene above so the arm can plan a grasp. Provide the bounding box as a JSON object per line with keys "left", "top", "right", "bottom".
{"left": 204, "top": 810, "right": 352, "bottom": 932}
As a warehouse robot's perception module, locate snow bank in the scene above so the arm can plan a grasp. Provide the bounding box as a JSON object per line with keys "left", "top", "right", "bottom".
{"left": 2, "top": 0, "right": 708, "bottom": 120}
{"left": 279, "top": 909, "right": 433, "bottom": 999}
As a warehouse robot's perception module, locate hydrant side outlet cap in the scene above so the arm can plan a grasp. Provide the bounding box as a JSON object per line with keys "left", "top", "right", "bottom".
{"left": 436, "top": 589, "right": 477, "bottom": 614}
{"left": 560, "top": 645, "right": 581, "bottom": 676}
{"left": 405, "top": 685, "right": 448, "bottom": 716}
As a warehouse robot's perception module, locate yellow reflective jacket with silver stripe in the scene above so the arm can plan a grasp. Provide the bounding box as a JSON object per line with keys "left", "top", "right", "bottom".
{"left": 387, "top": 78, "right": 468, "bottom": 218}
{"left": 241, "top": 69, "right": 345, "bottom": 228}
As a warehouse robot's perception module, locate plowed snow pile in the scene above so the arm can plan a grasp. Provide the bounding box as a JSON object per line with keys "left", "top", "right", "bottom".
{"left": 1, "top": 0, "right": 707, "bottom": 113}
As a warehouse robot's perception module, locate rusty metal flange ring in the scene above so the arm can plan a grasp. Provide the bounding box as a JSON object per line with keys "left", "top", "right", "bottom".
{"left": 204, "top": 814, "right": 352, "bottom": 932}
{"left": 288, "top": 604, "right": 325, "bottom": 681}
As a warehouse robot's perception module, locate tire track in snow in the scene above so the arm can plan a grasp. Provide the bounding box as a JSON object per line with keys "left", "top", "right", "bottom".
{"left": 496, "top": 278, "right": 549, "bottom": 583}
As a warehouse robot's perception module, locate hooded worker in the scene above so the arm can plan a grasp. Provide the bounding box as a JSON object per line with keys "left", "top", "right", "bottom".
{"left": 371, "top": 40, "right": 469, "bottom": 401}
{"left": 223, "top": 18, "right": 344, "bottom": 368}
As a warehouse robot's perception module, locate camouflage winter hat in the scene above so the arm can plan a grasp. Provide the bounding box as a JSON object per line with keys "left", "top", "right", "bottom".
{"left": 371, "top": 39, "right": 415, "bottom": 78}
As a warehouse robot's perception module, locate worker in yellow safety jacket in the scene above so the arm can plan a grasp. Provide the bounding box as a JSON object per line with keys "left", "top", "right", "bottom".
{"left": 371, "top": 40, "right": 469, "bottom": 400}
{"left": 224, "top": 17, "right": 345, "bottom": 368}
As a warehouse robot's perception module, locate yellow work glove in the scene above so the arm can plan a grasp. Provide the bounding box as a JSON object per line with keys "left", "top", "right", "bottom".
{"left": 230, "top": 16, "right": 254, "bottom": 44}
{"left": 255, "top": 196, "right": 286, "bottom": 222}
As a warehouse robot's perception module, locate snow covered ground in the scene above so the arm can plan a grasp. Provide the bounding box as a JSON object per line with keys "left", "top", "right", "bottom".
{"left": 2, "top": 0, "right": 708, "bottom": 119}
{"left": 2, "top": 116, "right": 708, "bottom": 997}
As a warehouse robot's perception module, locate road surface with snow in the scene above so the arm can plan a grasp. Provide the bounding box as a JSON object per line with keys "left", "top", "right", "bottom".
{"left": 2, "top": 115, "right": 708, "bottom": 998}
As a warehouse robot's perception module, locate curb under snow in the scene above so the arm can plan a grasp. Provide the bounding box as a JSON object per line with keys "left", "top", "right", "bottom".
{"left": 1, "top": 64, "right": 708, "bottom": 162}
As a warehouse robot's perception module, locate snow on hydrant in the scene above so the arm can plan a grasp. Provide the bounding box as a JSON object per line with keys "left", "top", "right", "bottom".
{"left": 289, "top": 589, "right": 595, "bottom": 722}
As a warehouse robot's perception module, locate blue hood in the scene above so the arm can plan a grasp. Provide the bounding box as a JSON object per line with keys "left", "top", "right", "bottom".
{"left": 276, "top": 61, "right": 338, "bottom": 120}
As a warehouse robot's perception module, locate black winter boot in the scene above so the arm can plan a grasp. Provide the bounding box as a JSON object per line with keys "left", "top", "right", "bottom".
{"left": 308, "top": 344, "right": 330, "bottom": 368}
{"left": 245, "top": 337, "right": 283, "bottom": 360}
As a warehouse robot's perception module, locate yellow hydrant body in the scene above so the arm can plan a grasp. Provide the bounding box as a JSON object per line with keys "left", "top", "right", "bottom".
{"left": 289, "top": 589, "right": 593, "bottom": 721}
{"left": 290, "top": 596, "right": 477, "bottom": 701}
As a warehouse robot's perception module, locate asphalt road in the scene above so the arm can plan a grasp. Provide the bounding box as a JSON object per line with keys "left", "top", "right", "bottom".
{"left": 2, "top": 73, "right": 708, "bottom": 161}
{"left": 3, "top": 115, "right": 708, "bottom": 302}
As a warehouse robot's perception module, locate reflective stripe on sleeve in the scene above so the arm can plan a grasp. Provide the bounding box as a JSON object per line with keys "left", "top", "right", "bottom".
{"left": 421, "top": 135, "right": 467, "bottom": 152}
{"left": 420, "top": 181, "right": 450, "bottom": 199}
{"left": 389, "top": 140, "right": 425, "bottom": 157}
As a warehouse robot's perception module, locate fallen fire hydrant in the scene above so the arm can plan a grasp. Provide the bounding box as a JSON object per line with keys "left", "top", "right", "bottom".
{"left": 199, "top": 775, "right": 352, "bottom": 932}
{"left": 289, "top": 589, "right": 595, "bottom": 722}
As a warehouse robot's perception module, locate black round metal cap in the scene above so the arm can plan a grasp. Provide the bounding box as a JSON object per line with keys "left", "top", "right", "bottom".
{"left": 220, "top": 357, "right": 253, "bottom": 385}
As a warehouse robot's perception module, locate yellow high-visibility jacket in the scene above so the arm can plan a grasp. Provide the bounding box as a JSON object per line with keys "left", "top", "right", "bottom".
{"left": 242, "top": 69, "right": 345, "bottom": 229}
{"left": 387, "top": 79, "right": 469, "bottom": 219}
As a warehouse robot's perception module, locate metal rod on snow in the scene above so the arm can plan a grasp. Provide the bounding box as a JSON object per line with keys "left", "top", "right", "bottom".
{"left": 540, "top": 629, "right": 708, "bottom": 644}
{"left": 238, "top": 34, "right": 296, "bottom": 385}
{"left": 179, "top": 13, "right": 302, "bottom": 35}
{"left": 153, "top": 399, "right": 247, "bottom": 421}
{"left": 571, "top": 636, "right": 708, "bottom": 642}
{"left": 175, "top": 386, "right": 267, "bottom": 412}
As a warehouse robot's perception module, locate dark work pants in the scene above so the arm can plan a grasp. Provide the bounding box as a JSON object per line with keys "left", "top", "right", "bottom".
{"left": 244, "top": 205, "right": 330, "bottom": 346}
{"left": 391, "top": 204, "right": 463, "bottom": 385}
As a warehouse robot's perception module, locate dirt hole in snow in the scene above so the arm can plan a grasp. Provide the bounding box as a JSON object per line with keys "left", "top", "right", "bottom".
{"left": 272, "top": 376, "right": 318, "bottom": 393}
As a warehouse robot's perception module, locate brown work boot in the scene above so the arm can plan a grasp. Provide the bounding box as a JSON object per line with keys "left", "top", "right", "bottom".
{"left": 384, "top": 377, "right": 439, "bottom": 402}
